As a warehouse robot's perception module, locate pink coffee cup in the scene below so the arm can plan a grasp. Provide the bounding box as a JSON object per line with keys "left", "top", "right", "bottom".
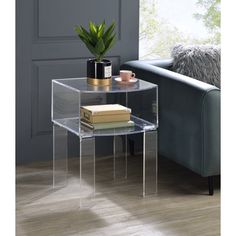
{"left": 120, "top": 70, "right": 136, "bottom": 82}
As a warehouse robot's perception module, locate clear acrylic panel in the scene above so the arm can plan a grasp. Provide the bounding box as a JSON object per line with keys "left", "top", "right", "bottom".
{"left": 79, "top": 136, "right": 95, "bottom": 204}
{"left": 143, "top": 130, "right": 158, "bottom": 196}
{"left": 53, "top": 124, "right": 68, "bottom": 188}
{"left": 52, "top": 80, "right": 80, "bottom": 120}
{"left": 52, "top": 80, "right": 81, "bottom": 136}
{"left": 113, "top": 135, "right": 128, "bottom": 180}
{"left": 127, "top": 87, "right": 158, "bottom": 127}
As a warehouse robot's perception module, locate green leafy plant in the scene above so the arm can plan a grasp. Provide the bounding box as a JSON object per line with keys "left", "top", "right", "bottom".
{"left": 75, "top": 21, "right": 116, "bottom": 62}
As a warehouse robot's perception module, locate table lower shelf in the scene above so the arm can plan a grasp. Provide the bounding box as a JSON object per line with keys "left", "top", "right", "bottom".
{"left": 53, "top": 124, "right": 158, "bottom": 201}
{"left": 52, "top": 115, "right": 158, "bottom": 137}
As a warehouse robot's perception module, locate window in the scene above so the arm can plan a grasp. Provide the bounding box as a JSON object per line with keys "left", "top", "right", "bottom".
{"left": 139, "top": 0, "right": 220, "bottom": 59}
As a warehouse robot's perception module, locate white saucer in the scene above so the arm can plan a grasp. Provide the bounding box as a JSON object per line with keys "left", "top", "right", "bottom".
{"left": 114, "top": 77, "right": 138, "bottom": 85}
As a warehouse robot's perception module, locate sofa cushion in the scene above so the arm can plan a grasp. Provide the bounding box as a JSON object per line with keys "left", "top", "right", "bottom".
{"left": 171, "top": 44, "right": 221, "bottom": 88}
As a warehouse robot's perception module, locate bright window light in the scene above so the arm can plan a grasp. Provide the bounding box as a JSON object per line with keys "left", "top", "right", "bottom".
{"left": 139, "top": 0, "right": 220, "bottom": 59}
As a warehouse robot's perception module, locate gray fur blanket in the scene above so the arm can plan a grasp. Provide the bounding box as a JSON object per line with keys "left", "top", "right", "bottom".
{"left": 171, "top": 44, "right": 221, "bottom": 88}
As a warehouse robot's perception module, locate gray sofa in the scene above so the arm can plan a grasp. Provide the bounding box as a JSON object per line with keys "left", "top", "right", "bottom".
{"left": 121, "top": 59, "right": 220, "bottom": 195}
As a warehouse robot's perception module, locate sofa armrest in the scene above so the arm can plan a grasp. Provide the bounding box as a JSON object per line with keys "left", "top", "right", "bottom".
{"left": 128, "top": 59, "right": 173, "bottom": 69}
{"left": 121, "top": 61, "right": 220, "bottom": 177}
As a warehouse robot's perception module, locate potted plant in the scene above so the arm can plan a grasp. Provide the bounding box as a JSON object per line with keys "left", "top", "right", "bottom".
{"left": 75, "top": 21, "right": 116, "bottom": 86}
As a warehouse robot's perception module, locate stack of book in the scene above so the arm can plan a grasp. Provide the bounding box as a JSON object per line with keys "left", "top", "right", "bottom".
{"left": 80, "top": 104, "right": 134, "bottom": 130}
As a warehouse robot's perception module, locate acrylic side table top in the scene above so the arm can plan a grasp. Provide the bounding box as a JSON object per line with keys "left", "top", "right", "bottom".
{"left": 52, "top": 76, "right": 157, "bottom": 93}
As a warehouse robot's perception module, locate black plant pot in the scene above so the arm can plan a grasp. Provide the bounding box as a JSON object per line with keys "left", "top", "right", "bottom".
{"left": 87, "top": 59, "right": 112, "bottom": 86}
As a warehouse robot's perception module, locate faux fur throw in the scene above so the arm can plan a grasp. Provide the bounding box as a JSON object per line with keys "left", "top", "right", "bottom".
{"left": 171, "top": 45, "right": 221, "bottom": 88}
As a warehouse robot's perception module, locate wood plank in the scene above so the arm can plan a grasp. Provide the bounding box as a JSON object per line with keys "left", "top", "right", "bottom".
{"left": 16, "top": 156, "right": 220, "bottom": 236}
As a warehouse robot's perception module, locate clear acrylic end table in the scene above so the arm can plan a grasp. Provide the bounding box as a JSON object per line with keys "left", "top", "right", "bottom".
{"left": 51, "top": 77, "right": 158, "bottom": 200}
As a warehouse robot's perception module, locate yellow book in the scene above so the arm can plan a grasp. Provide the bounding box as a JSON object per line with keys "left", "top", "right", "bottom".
{"left": 80, "top": 104, "right": 131, "bottom": 124}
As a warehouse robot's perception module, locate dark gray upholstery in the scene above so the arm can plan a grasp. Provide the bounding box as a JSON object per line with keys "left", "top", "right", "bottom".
{"left": 121, "top": 59, "right": 220, "bottom": 177}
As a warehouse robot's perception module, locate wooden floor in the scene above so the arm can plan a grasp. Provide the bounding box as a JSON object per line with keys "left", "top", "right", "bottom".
{"left": 16, "top": 155, "right": 220, "bottom": 236}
